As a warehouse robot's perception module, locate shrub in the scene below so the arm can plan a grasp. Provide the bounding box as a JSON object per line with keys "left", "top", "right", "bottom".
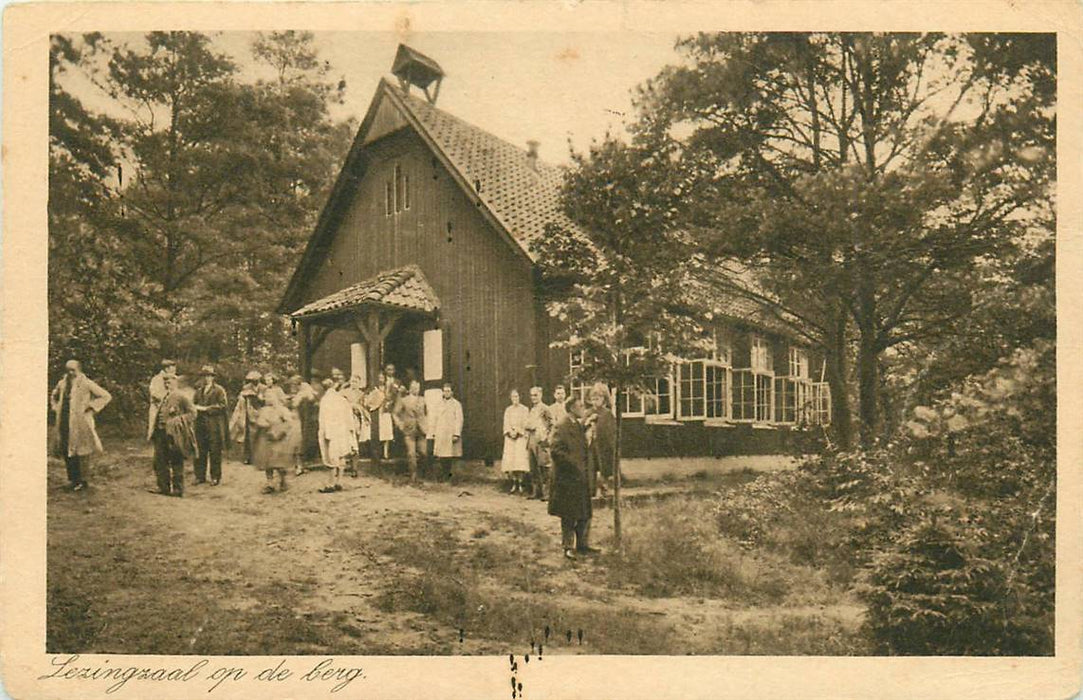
{"left": 856, "top": 340, "right": 1055, "bottom": 655}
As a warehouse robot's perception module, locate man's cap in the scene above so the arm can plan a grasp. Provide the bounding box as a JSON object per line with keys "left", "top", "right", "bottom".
{"left": 200, "top": 364, "right": 216, "bottom": 376}
{"left": 245, "top": 370, "right": 262, "bottom": 382}
{"left": 161, "top": 359, "right": 177, "bottom": 368}
{"left": 64, "top": 360, "right": 80, "bottom": 370}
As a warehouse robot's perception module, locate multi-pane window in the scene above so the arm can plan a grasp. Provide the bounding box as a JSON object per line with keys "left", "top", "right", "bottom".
{"left": 733, "top": 334, "right": 774, "bottom": 423}
{"left": 775, "top": 376, "right": 810, "bottom": 423}
{"left": 621, "top": 386, "right": 645, "bottom": 416}
{"left": 776, "top": 347, "right": 815, "bottom": 424}
{"left": 677, "top": 361, "right": 706, "bottom": 419}
{"left": 619, "top": 348, "right": 646, "bottom": 417}
{"left": 386, "top": 163, "right": 411, "bottom": 216}
{"left": 643, "top": 374, "right": 673, "bottom": 418}
{"left": 732, "top": 369, "right": 757, "bottom": 421}
{"left": 789, "top": 347, "right": 809, "bottom": 378}
{"left": 705, "top": 363, "right": 730, "bottom": 419}
{"left": 569, "top": 349, "right": 587, "bottom": 403}
{"left": 812, "top": 382, "right": 832, "bottom": 425}
{"left": 751, "top": 334, "right": 773, "bottom": 372}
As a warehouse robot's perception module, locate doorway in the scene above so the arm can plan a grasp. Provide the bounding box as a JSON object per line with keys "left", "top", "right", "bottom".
{"left": 382, "top": 321, "right": 424, "bottom": 388}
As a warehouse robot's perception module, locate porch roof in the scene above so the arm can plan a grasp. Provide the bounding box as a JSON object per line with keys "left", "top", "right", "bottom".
{"left": 290, "top": 265, "right": 440, "bottom": 321}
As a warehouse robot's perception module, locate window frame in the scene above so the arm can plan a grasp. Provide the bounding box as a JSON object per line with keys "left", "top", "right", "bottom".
{"left": 643, "top": 370, "right": 675, "bottom": 421}
{"left": 568, "top": 349, "right": 587, "bottom": 404}
{"left": 619, "top": 347, "right": 646, "bottom": 418}
{"left": 731, "top": 333, "right": 775, "bottom": 425}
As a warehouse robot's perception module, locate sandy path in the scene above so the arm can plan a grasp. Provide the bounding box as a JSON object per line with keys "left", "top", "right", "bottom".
{"left": 46, "top": 441, "right": 863, "bottom": 655}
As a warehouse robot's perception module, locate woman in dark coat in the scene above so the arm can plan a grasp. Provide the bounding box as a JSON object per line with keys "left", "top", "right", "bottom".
{"left": 547, "top": 396, "right": 597, "bottom": 559}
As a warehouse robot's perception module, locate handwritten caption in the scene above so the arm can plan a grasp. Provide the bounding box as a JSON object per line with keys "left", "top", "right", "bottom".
{"left": 39, "top": 655, "right": 364, "bottom": 694}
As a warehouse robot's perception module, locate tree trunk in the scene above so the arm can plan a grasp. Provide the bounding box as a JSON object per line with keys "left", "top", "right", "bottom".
{"left": 825, "top": 306, "right": 853, "bottom": 450}
{"left": 613, "top": 383, "right": 623, "bottom": 551}
{"left": 857, "top": 331, "right": 880, "bottom": 449}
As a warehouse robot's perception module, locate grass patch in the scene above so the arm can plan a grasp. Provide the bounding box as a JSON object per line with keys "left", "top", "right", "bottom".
{"left": 603, "top": 496, "right": 840, "bottom": 605}
{"left": 713, "top": 470, "right": 861, "bottom": 586}
{"left": 355, "top": 516, "right": 675, "bottom": 653}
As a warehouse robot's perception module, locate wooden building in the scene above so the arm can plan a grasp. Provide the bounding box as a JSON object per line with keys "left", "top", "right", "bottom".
{"left": 278, "top": 45, "right": 830, "bottom": 460}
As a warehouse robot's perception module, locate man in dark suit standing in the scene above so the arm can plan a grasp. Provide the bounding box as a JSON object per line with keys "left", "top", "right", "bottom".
{"left": 152, "top": 374, "right": 197, "bottom": 497}
{"left": 547, "top": 395, "right": 599, "bottom": 559}
{"left": 193, "top": 365, "right": 228, "bottom": 485}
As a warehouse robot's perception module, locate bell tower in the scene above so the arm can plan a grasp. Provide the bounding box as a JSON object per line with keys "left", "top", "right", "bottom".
{"left": 391, "top": 44, "right": 446, "bottom": 104}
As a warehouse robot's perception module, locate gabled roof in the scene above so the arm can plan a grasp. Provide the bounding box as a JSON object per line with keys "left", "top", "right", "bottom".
{"left": 278, "top": 78, "right": 812, "bottom": 343}
{"left": 290, "top": 265, "right": 439, "bottom": 320}
{"left": 395, "top": 89, "right": 587, "bottom": 257}
{"left": 278, "top": 78, "right": 585, "bottom": 314}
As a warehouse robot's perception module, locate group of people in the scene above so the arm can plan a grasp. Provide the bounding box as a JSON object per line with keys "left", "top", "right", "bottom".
{"left": 141, "top": 359, "right": 466, "bottom": 497}
{"left": 501, "top": 382, "right": 615, "bottom": 559}
{"left": 310, "top": 364, "right": 465, "bottom": 493}
{"left": 49, "top": 357, "right": 614, "bottom": 559}
{"left": 531, "top": 383, "right": 616, "bottom": 559}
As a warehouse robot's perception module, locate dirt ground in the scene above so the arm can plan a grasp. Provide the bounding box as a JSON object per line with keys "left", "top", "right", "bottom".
{"left": 47, "top": 439, "right": 864, "bottom": 656}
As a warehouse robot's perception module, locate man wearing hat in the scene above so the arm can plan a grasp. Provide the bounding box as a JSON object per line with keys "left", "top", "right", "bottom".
{"left": 193, "top": 365, "right": 229, "bottom": 485}
{"left": 230, "top": 370, "right": 264, "bottom": 465}
{"left": 147, "top": 359, "right": 177, "bottom": 442}
{"left": 152, "top": 373, "right": 197, "bottom": 497}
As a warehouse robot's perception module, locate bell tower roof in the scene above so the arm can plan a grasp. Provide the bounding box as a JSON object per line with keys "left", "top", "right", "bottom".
{"left": 391, "top": 44, "right": 445, "bottom": 104}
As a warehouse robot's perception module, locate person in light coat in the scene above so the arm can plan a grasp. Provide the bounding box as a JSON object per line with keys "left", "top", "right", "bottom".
{"left": 525, "top": 386, "right": 554, "bottom": 500}
{"left": 431, "top": 382, "right": 463, "bottom": 481}
{"left": 146, "top": 359, "right": 176, "bottom": 441}
{"left": 501, "top": 389, "right": 530, "bottom": 494}
{"left": 50, "top": 359, "right": 112, "bottom": 491}
{"left": 286, "top": 374, "right": 318, "bottom": 476}
{"left": 252, "top": 385, "right": 295, "bottom": 494}
{"left": 318, "top": 372, "right": 356, "bottom": 493}
{"left": 229, "top": 371, "right": 264, "bottom": 464}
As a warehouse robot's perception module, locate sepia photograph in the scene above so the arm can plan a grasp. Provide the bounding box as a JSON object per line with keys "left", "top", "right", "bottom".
{"left": 3, "top": 3, "right": 1081, "bottom": 698}
{"left": 41, "top": 26, "right": 1059, "bottom": 658}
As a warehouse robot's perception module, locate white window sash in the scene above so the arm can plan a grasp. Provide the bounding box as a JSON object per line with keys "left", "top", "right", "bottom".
{"left": 676, "top": 360, "right": 706, "bottom": 421}
{"left": 643, "top": 369, "right": 674, "bottom": 419}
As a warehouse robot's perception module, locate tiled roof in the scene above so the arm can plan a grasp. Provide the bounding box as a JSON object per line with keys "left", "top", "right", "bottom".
{"left": 290, "top": 265, "right": 440, "bottom": 319}
{"left": 682, "top": 262, "right": 807, "bottom": 338}
{"left": 395, "top": 89, "right": 587, "bottom": 260}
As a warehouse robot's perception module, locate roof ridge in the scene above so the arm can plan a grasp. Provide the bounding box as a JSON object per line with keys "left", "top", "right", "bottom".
{"left": 394, "top": 86, "right": 565, "bottom": 176}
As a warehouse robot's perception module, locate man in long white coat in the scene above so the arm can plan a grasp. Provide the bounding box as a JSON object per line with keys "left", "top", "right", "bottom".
{"left": 431, "top": 382, "right": 463, "bottom": 482}
{"left": 318, "top": 371, "right": 356, "bottom": 494}
{"left": 50, "top": 359, "right": 112, "bottom": 491}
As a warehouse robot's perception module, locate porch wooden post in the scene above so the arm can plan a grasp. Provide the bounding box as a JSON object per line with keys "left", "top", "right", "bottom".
{"left": 300, "top": 321, "right": 313, "bottom": 382}
{"left": 355, "top": 309, "right": 403, "bottom": 387}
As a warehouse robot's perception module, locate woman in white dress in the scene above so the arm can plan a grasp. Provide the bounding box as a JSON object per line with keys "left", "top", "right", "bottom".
{"left": 501, "top": 389, "right": 530, "bottom": 494}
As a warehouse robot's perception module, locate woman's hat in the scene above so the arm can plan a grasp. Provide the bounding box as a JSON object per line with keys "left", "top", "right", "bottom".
{"left": 200, "top": 364, "right": 216, "bottom": 376}
{"left": 245, "top": 370, "right": 262, "bottom": 382}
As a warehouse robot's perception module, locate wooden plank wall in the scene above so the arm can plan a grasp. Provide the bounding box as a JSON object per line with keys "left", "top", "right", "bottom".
{"left": 300, "top": 128, "right": 538, "bottom": 459}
